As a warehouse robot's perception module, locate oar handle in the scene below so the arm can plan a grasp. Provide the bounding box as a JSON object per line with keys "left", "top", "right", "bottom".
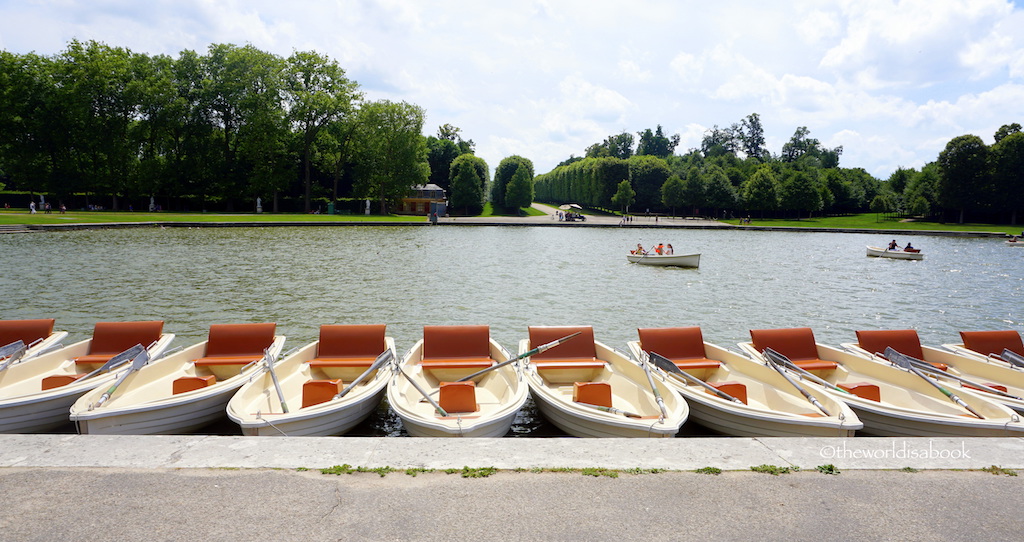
{"left": 763, "top": 348, "right": 831, "bottom": 417}
{"left": 336, "top": 349, "right": 394, "bottom": 399}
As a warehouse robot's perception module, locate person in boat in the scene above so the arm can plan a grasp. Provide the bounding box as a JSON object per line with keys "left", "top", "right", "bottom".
{"left": 632, "top": 243, "right": 646, "bottom": 255}
{"left": 655, "top": 243, "right": 664, "bottom": 255}
{"left": 887, "top": 240, "right": 899, "bottom": 250}
{"left": 666, "top": 244, "right": 674, "bottom": 255}
{"left": 904, "top": 242, "right": 915, "bottom": 251}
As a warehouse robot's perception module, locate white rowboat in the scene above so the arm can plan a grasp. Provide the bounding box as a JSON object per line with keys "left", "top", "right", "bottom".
{"left": 70, "top": 323, "right": 284, "bottom": 435}
{"left": 227, "top": 325, "right": 394, "bottom": 436}
{"left": 522, "top": 325, "right": 688, "bottom": 438}
{"left": 741, "top": 327, "right": 1024, "bottom": 437}
{"left": 627, "top": 253, "right": 700, "bottom": 267}
{"left": 866, "top": 246, "right": 923, "bottom": 260}
{"left": 629, "top": 327, "right": 860, "bottom": 437}
{"left": 0, "top": 321, "right": 173, "bottom": 433}
{"left": 387, "top": 325, "right": 528, "bottom": 437}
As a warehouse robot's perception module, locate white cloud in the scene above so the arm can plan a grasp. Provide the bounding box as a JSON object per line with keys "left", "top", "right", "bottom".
{"left": 0, "top": 0, "right": 1022, "bottom": 179}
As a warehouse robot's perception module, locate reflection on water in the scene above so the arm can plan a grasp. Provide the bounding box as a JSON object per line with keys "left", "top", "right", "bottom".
{"left": 3, "top": 226, "right": 1021, "bottom": 436}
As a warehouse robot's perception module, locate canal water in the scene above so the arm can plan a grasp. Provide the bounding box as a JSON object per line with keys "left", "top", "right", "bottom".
{"left": 2, "top": 226, "right": 1021, "bottom": 436}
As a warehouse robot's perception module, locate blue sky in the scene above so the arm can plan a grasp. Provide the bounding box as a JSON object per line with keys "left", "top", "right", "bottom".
{"left": 1, "top": 0, "right": 1022, "bottom": 179}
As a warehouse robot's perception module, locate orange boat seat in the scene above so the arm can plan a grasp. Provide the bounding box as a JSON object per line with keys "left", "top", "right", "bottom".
{"left": 41, "top": 374, "right": 87, "bottom": 391}
{"left": 192, "top": 323, "right": 277, "bottom": 366}
{"left": 838, "top": 382, "right": 881, "bottom": 402}
{"left": 0, "top": 319, "right": 55, "bottom": 348}
{"left": 308, "top": 324, "right": 387, "bottom": 368}
{"left": 708, "top": 381, "right": 747, "bottom": 404}
{"left": 528, "top": 326, "right": 604, "bottom": 369}
{"left": 637, "top": 327, "right": 722, "bottom": 371}
{"left": 302, "top": 379, "right": 343, "bottom": 408}
{"left": 172, "top": 375, "right": 217, "bottom": 395}
{"left": 855, "top": 329, "right": 947, "bottom": 370}
{"left": 749, "top": 328, "right": 838, "bottom": 371}
{"left": 960, "top": 330, "right": 1024, "bottom": 357}
{"left": 439, "top": 381, "right": 478, "bottom": 413}
{"left": 573, "top": 381, "right": 612, "bottom": 408}
{"left": 420, "top": 325, "right": 494, "bottom": 371}
{"left": 74, "top": 320, "right": 165, "bottom": 366}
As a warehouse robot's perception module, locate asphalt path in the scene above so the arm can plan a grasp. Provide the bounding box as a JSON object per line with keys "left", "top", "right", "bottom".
{"left": 2, "top": 467, "right": 1021, "bottom": 541}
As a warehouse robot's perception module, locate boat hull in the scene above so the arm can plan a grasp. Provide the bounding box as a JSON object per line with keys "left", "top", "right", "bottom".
{"left": 522, "top": 340, "right": 687, "bottom": 438}
{"left": 0, "top": 335, "right": 174, "bottom": 433}
{"left": 70, "top": 337, "right": 284, "bottom": 435}
{"left": 227, "top": 339, "right": 394, "bottom": 437}
{"left": 628, "top": 341, "right": 859, "bottom": 437}
{"left": 866, "top": 246, "right": 923, "bottom": 260}
{"left": 388, "top": 339, "right": 528, "bottom": 437}
{"left": 740, "top": 341, "right": 1024, "bottom": 437}
{"left": 626, "top": 253, "right": 700, "bottom": 267}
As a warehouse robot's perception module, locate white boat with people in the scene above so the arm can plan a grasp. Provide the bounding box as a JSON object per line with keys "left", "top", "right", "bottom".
{"left": 628, "top": 326, "right": 860, "bottom": 437}
{"left": 0, "top": 321, "right": 173, "bottom": 433}
{"left": 227, "top": 324, "right": 395, "bottom": 436}
{"left": 520, "top": 325, "right": 688, "bottom": 438}
{"left": 387, "top": 325, "right": 528, "bottom": 437}
{"left": 867, "top": 240, "right": 922, "bottom": 260}
{"left": 627, "top": 243, "right": 700, "bottom": 267}
{"left": 70, "top": 323, "right": 284, "bottom": 434}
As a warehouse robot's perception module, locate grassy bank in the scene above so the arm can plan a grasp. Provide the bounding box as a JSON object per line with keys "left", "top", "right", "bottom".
{"left": 0, "top": 210, "right": 425, "bottom": 225}
{"left": 721, "top": 214, "right": 1019, "bottom": 235}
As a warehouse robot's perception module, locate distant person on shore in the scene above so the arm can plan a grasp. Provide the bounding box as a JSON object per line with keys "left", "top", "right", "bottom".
{"left": 29, "top": 201, "right": 36, "bottom": 214}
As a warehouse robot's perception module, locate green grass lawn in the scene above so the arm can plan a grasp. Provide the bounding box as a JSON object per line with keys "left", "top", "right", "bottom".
{"left": 0, "top": 210, "right": 424, "bottom": 225}
{"left": 722, "top": 214, "right": 1019, "bottom": 235}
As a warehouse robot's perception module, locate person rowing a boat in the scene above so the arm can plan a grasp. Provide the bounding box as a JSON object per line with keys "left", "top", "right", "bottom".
{"left": 887, "top": 240, "right": 899, "bottom": 250}
{"left": 631, "top": 243, "right": 647, "bottom": 255}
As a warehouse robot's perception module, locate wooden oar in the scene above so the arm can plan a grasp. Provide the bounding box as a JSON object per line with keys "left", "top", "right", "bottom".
{"left": 762, "top": 348, "right": 831, "bottom": 416}
{"left": 647, "top": 351, "right": 743, "bottom": 404}
{"left": 638, "top": 352, "right": 668, "bottom": 420}
{"left": 398, "top": 365, "right": 449, "bottom": 417}
{"left": 761, "top": 349, "right": 852, "bottom": 396}
{"left": 91, "top": 348, "right": 151, "bottom": 409}
{"left": 884, "top": 347, "right": 985, "bottom": 419}
{"left": 574, "top": 401, "right": 642, "bottom": 419}
{"left": 456, "top": 331, "right": 583, "bottom": 383}
{"left": 896, "top": 354, "right": 1023, "bottom": 401}
{"left": 73, "top": 344, "right": 146, "bottom": 382}
{"left": 335, "top": 349, "right": 394, "bottom": 400}
{"left": 1001, "top": 349, "right": 1024, "bottom": 369}
{"left": 0, "top": 340, "right": 27, "bottom": 371}
{"left": 264, "top": 347, "right": 288, "bottom": 414}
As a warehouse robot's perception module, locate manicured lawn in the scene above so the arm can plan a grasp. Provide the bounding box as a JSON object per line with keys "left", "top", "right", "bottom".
{"left": 480, "top": 203, "right": 545, "bottom": 217}
{"left": 0, "top": 210, "right": 424, "bottom": 225}
{"left": 722, "top": 214, "right": 1018, "bottom": 235}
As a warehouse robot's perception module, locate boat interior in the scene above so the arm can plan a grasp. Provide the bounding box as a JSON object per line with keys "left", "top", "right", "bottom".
{"left": 0, "top": 319, "right": 56, "bottom": 354}
{"left": 184, "top": 323, "right": 277, "bottom": 390}
{"left": 959, "top": 330, "right": 1024, "bottom": 358}
{"left": 43, "top": 320, "right": 165, "bottom": 391}
{"left": 302, "top": 324, "right": 388, "bottom": 408}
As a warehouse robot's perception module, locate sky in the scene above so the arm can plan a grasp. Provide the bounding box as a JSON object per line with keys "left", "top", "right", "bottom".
{"left": 1, "top": 0, "right": 1022, "bottom": 180}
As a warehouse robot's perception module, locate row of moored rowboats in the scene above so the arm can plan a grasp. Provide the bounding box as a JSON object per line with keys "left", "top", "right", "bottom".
{"left": 2, "top": 319, "right": 1024, "bottom": 438}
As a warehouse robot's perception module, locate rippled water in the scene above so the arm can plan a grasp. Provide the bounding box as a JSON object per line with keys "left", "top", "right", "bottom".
{"left": 3, "top": 226, "right": 1022, "bottom": 435}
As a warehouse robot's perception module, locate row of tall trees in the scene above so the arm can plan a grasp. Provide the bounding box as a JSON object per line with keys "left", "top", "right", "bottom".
{"left": 0, "top": 40, "right": 432, "bottom": 213}
{"left": 537, "top": 118, "right": 876, "bottom": 219}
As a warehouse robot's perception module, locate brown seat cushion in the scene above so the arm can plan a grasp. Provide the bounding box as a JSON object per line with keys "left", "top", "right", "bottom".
{"left": 960, "top": 330, "right": 1024, "bottom": 357}
{"left": 0, "top": 319, "right": 55, "bottom": 347}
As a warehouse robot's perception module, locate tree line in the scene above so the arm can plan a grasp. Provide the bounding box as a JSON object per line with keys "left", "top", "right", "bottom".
{"left": 0, "top": 40, "right": 533, "bottom": 214}
{"left": 537, "top": 114, "right": 1022, "bottom": 224}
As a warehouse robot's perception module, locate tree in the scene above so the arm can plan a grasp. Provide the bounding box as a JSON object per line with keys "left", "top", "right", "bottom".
{"left": 991, "top": 131, "right": 1024, "bottom": 224}
{"left": 351, "top": 100, "right": 429, "bottom": 213}
{"left": 703, "top": 166, "right": 738, "bottom": 216}
{"left": 681, "top": 168, "right": 706, "bottom": 215}
{"left": 887, "top": 167, "right": 913, "bottom": 195}
{"left": 628, "top": 155, "right": 671, "bottom": 210}
{"left": 425, "top": 136, "right": 461, "bottom": 192}
{"left": 492, "top": 155, "right": 534, "bottom": 207}
{"left": 740, "top": 113, "right": 768, "bottom": 160}
{"left": 741, "top": 166, "right": 779, "bottom": 217}
{"left": 994, "top": 123, "right": 1022, "bottom": 144}
{"left": 504, "top": 166, "right": 534, "bottom": 212}
{"left": 779, "top": 171, "right": 822, "bottom": 218}
{"left": 937, "top": 134, "right": 989, "bottom": 223}
{"left": 636, "top": 125, "right": 680, "bottom": 158}
{"left": 448, "top": 153, "right": 486, "bottom": 214}
{"left": 437, "top": 123, "right": 474, "bottom": 154}
{"left": 284, "top": 50, "right": 360, "bottom": 213}
{"left": 611, "top": 179, "right": 635, "bottom": 212}
{"left": 701, "top": 124, "right": 740, "bottom": 157}
{"left": 587, "top": 131, "right": 635, "bottom": 160}
{"left": 660, "top": 175, "right": 685, "bottom": 216}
